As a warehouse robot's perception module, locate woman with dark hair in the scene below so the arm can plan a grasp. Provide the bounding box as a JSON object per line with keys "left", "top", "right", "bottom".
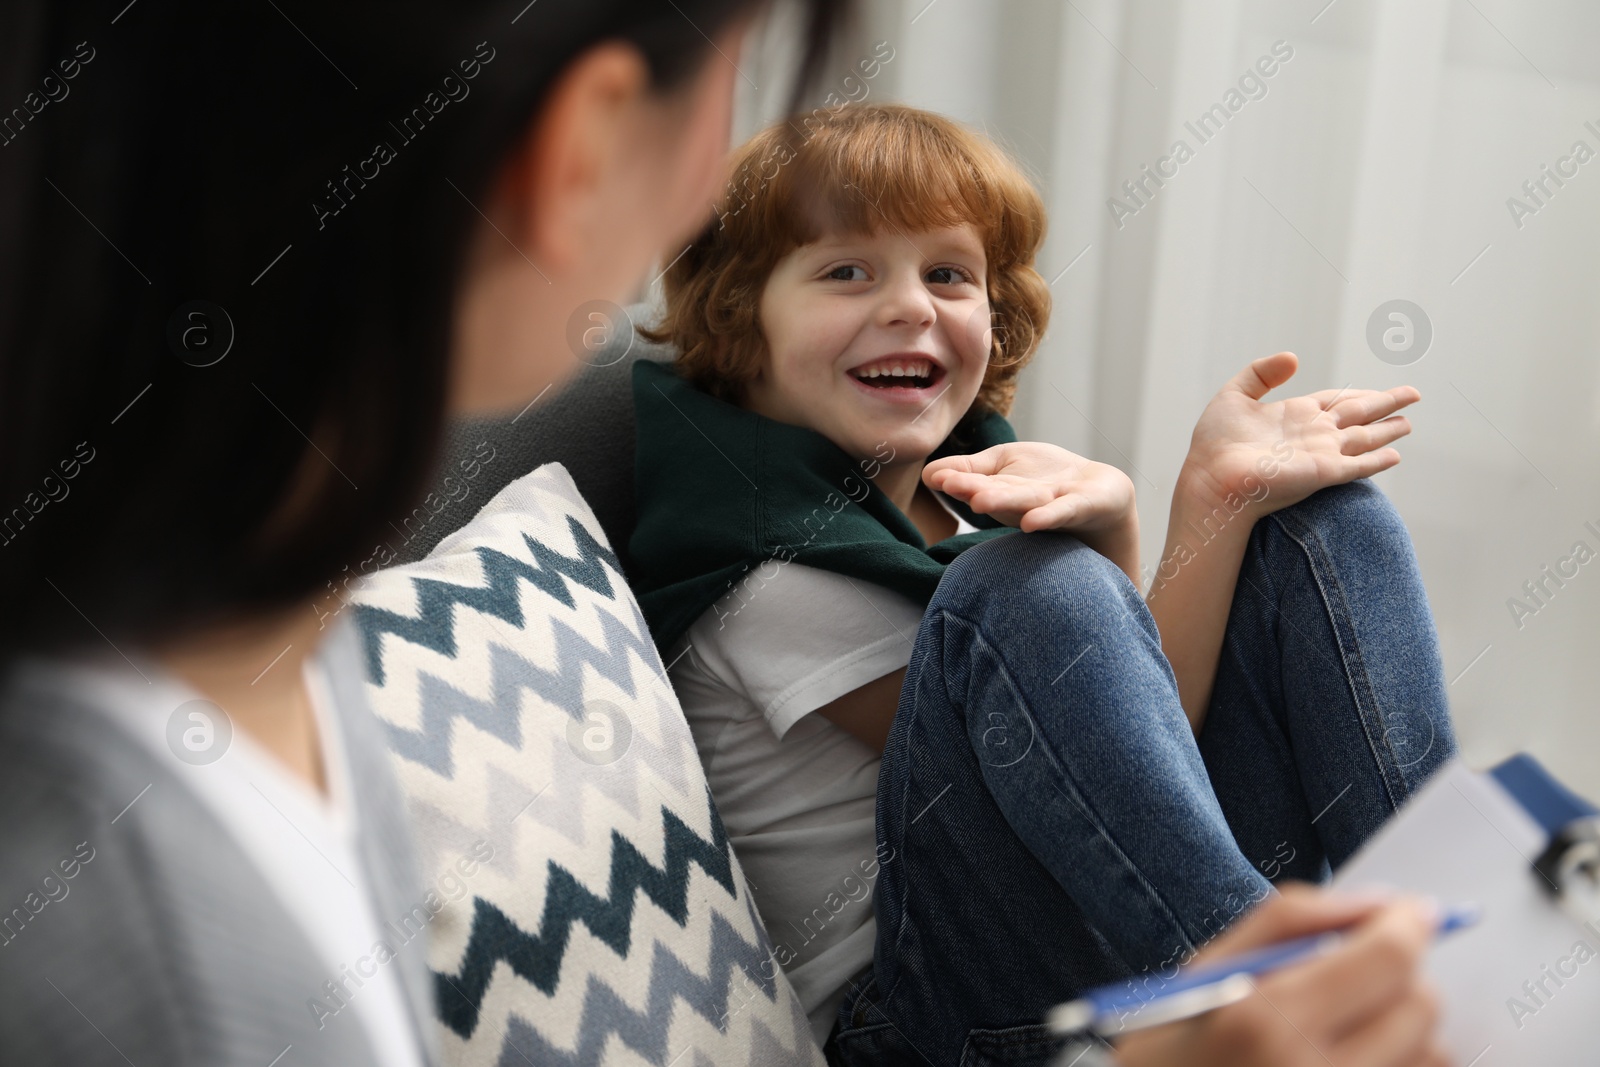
{"left": 0, "top": 2, "right": 1445, "bottom": 1066}
{"left": 0, "top": 2, "right": 841, "bottom": 1063}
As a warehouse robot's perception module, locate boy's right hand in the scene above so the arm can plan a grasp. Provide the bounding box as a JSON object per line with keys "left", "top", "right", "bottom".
{"left": 923, "top": 442, "right": 1135, "bottom": 534}
{"left": 924, "top": 442, "right": 1141, "bottom": 583}
{"left": 1114, "top": 886, "right": 1449, "bottom": 1067}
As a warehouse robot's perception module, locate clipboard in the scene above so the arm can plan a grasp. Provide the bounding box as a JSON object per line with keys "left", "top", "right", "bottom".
{"left": 1330, "top": 755, "right": 1600, "bottom": 1064}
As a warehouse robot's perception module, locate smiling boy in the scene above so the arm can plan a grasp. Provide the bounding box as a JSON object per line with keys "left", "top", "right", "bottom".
{"left": 628, "top": 104, "right": 1456, "bottom": 1061}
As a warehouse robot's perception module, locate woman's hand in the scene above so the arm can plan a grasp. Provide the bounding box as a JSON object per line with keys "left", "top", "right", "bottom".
{"left": 923, "top": 442, "right": 1140, "bottom": 582}
{"left": 1114, "top": 886, "right": 1449, "bottom": 1067}
{"left": 1182, "top": 351, "right": 1418, "bottom": 519}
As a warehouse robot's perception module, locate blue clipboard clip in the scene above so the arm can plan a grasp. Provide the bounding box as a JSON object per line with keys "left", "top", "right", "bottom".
{"left": 1500, "top": 753, "right": 1600, "bottom": 926}
{"left": 1535, "top": 818, "right": 1600, "bottom": 926}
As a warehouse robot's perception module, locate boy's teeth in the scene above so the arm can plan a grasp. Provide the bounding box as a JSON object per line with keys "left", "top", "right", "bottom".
{"left": 856, "top": 360, "right": 933, "bottom": 379}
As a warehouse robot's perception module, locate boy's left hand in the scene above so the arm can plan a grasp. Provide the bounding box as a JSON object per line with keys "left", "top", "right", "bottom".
{"left": 923, "top": 442, "right": 1136, "bottom": 535}
{"left": 1183, "top": 351, "right": 1419, "bottom": 519}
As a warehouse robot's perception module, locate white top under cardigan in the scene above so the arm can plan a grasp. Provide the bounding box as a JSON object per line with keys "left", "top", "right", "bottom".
{"left": 6, "top": 623, "right": 427, "bottom": 1067}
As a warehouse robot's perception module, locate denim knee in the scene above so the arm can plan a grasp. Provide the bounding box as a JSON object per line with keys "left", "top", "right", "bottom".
{"left": 1267, "top": 479, "right": 1406, "bottom": 549}
{"left": 930, "top": 531, "right": 1152, "bottom": 650}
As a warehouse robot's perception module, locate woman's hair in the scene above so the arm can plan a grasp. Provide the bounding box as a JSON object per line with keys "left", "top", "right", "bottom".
{"left": 0, "top": 0, "right": 847, "bottom": 659}
{"left": 644, "top": 102, "right": 1049, "bottom": 417}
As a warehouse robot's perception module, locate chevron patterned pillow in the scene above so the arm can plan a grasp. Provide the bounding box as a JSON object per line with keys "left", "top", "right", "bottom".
{"left": 349, "top": 463, "right": 825, "bottom": 1067}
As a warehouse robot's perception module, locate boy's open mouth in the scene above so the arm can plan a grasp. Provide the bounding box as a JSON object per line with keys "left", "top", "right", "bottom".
{"left": 847, "top": 356, "right": 943, "bottom": 390}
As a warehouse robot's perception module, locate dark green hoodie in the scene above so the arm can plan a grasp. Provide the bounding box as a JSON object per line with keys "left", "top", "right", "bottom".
{"left": 628, "top": 360, "right": 1018, "bottom": 651}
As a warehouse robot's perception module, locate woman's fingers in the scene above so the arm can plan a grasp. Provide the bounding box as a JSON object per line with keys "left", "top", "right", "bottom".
{"left": 1264, "top": 897, "right": 1438, "bottom": 1041}
{"left": 1115, "top": 892, "right": 1448, "bottom": 1067}
{"left": 1419, "top": 1040, "right": 1454, "bottom": 1067}
{"left": 1326, "top": 982, "right": 1442, "bottom": 1067}
{"left": 1340, "top": 416, "right": 1411, "bottom": 455}
{"left": 1193, "top": 885, "right": 1387, "bottom": 962}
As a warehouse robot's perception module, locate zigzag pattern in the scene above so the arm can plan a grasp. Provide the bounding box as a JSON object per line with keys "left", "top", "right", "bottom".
{"left": 355, "top": 516, "right": 621, "bottom": 686}
{"left": 522, "top": 688, "right": 696, "bottom": 849}
{"left": 397, "top": 693, "right": 701, "bottom": 899}
{"left": 436, "top": 788, "right": 739, "bottom": 1040}
{"left": 376, "top": 609, "right": 663, "bottom": 778}
{"left": 358, "top": 465, "right": 821, "bottom": 1064}
{"left": 401, "top": 688, "right": 699, "bottom": 887}
{"left": 486, "top": 910, "right": 802, "bottom": 1067}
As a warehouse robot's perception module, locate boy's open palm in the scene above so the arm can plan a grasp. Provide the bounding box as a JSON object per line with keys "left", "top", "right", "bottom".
{"left": 923, "top": 442, "right": 1136, "bottom": 535}
{"left": 1186, "top": 352, "right": 1418, "bottom": 517}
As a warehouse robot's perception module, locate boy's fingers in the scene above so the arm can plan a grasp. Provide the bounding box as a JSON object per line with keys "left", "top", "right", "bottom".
{"left": 1341, "top": 417, "right": 1411, "bottom": 455}
{"left": 1225, "top": 352, "right": 1298, "bottom": 400}
{"left": 1341, "top": 448, "right": 1402, "bottom": 480}
{"left": 969, "top": 481, "right": 1056, "bottom": 515}
{"left": 930, "top": 470, "right": 1002, "bottom": 499}
{"left": 1330, "top": 388, "right": 1420, "bottom": 427}
{"left": 925, "top": 449, "right": 1005, "bottom": 485}
{"left": 1019, "top": 496, "right": 1080, "bottom": 532}
{"left": 1306, "top": 387, "right": 1381, "bottom": 406}
{"left": 923, "top": 457, "right": 973, "bottom": 486}
{"left": 925, "top": 444, "right": 1019, "bottom": 483}
{"left": 927, "top": 469, "right": 971, "bottom": 493}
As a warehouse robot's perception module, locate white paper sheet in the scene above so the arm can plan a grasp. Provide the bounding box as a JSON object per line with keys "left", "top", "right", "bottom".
{"left": 1332, "top": 760, "right": 1600, "bottom": 1064}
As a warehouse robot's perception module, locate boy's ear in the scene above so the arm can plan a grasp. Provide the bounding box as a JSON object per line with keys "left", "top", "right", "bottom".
{"left": 493, "top": 42, "right": 651, "bottom": 270}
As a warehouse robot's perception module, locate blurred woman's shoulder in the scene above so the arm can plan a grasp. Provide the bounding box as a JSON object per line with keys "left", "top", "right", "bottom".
{"left": 0, "top": 662, "right": 393, "bottom": 1065}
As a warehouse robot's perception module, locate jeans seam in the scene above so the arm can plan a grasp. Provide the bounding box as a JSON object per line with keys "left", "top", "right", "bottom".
{"left": 1266, "top": 510, "right": 1407, "bottom": 811}
{"left": 1223, "top": 525, "right": 1299, "bottom": 773}
{"left": 936, "top": 605, "right": 1204, "bottom": 957}
{"left": 877, "top": 638, "right": 934, "bottom": 1014}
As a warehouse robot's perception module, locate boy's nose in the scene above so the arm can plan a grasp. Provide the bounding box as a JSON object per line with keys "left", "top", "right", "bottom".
{"left": 876, "top": 272, "right": 937, "bottom": 329}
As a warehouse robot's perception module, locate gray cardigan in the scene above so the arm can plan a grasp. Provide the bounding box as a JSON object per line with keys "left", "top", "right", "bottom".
{"left": 0, "top": 620, "right": 438, "bottom": 1066}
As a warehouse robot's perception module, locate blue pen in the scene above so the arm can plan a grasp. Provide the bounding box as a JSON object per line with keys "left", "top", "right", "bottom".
{"left": 1047, "top": 902, "right": 1482, "bottom": 1037}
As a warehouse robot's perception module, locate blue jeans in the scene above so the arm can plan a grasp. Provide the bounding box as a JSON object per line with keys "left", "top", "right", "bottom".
{"left": 825, "top": 480, "right": 1457, "bottom": 1066}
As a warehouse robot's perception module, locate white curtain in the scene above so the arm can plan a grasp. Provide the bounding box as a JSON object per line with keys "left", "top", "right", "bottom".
{"left": 729, "top": 0, "right": 1600, "bottom": 794}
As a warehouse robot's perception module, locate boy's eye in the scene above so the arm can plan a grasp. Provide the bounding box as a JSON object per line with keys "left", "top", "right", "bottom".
{"left": 818, "top": 263, "right": 976, "bottom": 284}
{"left": 926, "top": 266, "right": 973, "bottom": 285}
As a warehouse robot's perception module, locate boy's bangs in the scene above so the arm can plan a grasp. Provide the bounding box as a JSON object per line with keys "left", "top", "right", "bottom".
{"left": 777, "top": 120, "right": 999, "bottom": 250}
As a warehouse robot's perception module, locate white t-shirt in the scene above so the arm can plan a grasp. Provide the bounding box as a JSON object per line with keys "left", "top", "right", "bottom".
{"left": 10, "top": 626, "right": 427, "bottom": 1067}
{"left": 666, "top": 508, "right": 976, "bottom": 1045}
